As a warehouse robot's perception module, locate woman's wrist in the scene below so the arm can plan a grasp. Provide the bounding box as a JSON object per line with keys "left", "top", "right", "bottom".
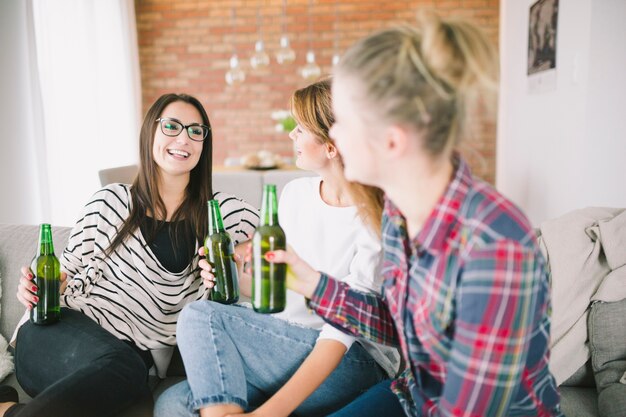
{"left": 301, "top": 271, "right": 322, "bottom": 299}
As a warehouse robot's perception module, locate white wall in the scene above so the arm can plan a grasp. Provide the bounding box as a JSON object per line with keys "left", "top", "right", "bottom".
{"left": 0, "top": 0, "right": 141, "bottom": 227}
{"left": 497, "top": 0, "right": 626, "bottom": 226}
{"left": 0, "top": 0, "right": 47, "bottom": 225}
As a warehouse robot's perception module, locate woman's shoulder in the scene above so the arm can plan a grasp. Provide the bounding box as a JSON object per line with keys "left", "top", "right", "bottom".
{"left": 88, "top": 183, "right": 132, "bottom": 208}
{"left": 212, "top": 191, "right": 258, "bottom": 213}
{"left": 281, "top": 176, "right": 321, "bottom": 199}
{"left": 463, "top": 180, "right": 535, "bottom": 248}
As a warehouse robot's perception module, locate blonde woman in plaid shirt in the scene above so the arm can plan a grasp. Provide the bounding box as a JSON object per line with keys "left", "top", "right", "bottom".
{"left": 270, "top": 13, "right": 563, "bottom": 417}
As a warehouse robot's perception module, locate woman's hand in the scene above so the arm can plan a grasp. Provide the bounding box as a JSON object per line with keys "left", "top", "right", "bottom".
{"left": 266, "top": 247, "right": 321, "bottom": 299}
{"left": 235, "top": 242, "right": 252, "bottom": 297}
{"left": 197, "top": 246, "right": 216, "bottom": 289}
{"left": 198, "top": 245, "right": 253, "bottom": 297}
{"left": 16, "top": 266, "right": 67, "bottom": 309}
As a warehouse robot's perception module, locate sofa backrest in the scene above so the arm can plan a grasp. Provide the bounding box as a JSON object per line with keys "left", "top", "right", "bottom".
{"left": 98, "top": 164, "right": 316, "bottom": 209}
{"left": 0, "top": 224, "right": 71, "bottom": 341}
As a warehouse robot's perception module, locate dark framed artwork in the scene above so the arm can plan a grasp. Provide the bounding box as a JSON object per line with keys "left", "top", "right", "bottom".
{"left": 528, "top": 0, "right": 559, "bottom": 75}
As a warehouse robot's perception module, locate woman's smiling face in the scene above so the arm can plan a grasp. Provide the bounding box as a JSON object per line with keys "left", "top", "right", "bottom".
{"left": 152, "top": 101, "right": 205, "bottom": 179}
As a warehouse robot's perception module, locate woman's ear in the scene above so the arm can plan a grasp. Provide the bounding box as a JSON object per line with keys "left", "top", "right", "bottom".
{"left": 383, "top": 125, "right": 411, "bottom": 160}
{"left": 325, "top": 143, "right": 338, "bottom": 159}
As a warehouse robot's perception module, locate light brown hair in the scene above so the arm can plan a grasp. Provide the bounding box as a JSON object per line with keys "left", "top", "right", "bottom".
{"left": 335, "top": 12, "right": 498, "bottom": 157}
{"left": 291, "top": 79, "right": 384, "bottom": 235}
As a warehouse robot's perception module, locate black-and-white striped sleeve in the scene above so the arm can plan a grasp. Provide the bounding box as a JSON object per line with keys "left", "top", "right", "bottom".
{"left": 213, "top": 191, "right": 259, "bottom": 244}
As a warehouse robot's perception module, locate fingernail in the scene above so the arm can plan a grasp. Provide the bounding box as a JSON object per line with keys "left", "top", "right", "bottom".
{"left": 265, "top": 252, "right": 275, "bottom": 261}
{"left": 33, "top": 296, "right": 39, "bottom": 302}
{"left": 31, "top": 286, "right": 37, "bottom": 292}
{"left": 29, "top": 274, "right": 34, "bottom": 279}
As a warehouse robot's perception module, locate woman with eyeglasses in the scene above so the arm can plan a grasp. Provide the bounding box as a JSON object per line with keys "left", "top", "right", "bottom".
{"left": 266, "top": 14, "right": 563, "bottom": 417}
{"left": 0, "top": 93, "right": 259, "bottom": 417}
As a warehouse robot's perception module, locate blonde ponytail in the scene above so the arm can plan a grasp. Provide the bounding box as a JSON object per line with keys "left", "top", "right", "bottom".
{"left": 336, "top": 12, "right": 498, "bottom": 157}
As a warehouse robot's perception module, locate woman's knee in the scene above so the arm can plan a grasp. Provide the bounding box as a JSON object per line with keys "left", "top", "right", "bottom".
{"left": 177, "top": 301, "right": 219, "bottom": 341}
{"left": 177, "top": 301, "right": 247, "bottom": 342}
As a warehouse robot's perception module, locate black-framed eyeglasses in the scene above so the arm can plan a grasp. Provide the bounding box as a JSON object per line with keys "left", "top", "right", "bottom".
{"left": 156, "top": 118, "right": 211, "bottom": 142}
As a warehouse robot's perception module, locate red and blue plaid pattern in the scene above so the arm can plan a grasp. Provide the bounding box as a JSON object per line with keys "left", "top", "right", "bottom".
{"left": 310, "top": 156, "right": 562, "bottom": 417}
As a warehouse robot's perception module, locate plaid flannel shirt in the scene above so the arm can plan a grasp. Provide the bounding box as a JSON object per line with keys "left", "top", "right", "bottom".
{"left": 309, "top": 156, "right": 563, "bottom": 417}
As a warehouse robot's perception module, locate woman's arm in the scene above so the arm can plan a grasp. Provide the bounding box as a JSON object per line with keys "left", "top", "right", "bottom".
{"left": 229, "top": 339, "right": 347, "bottom": 417}
{"left": 234, "top": 242, "right": 251, "bottom": 298}
{"left": 269, "top": 249, "right": 399, "bottom": 347}
{"left": 63, "top": 185, "right": 130, "bottom": 294}
{"left": 217, "top": 192, "right": 259, "bottom": 245}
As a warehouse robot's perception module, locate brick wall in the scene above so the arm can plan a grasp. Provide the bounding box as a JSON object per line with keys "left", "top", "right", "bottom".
{"left": 136, "top": 0, "right": 499, "bottom": 183}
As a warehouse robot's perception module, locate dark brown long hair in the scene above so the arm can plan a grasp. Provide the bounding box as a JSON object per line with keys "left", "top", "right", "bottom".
{"left": 106, "top": 93, "right": 213, "bottom": 256}
{"left": 291, "top": 79, "right": 384, "bottom": 236}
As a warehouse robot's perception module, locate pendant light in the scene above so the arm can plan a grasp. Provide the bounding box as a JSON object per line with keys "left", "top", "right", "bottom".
{"left": 225, "top": 7, "right": 245, "bottom": 86}
{"left": 331, "top": 2, "right": 340, "bottom": 67}
{"left": 250, "top": 1, "right": 270, "bottom": 70}
{"left": 275, "top": 0, "right": 295, "bottom": 65}
{"left": 300, "top": 0, "right": 321, "bottom": 80}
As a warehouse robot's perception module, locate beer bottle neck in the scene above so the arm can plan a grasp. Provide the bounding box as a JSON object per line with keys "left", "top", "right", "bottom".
{"left": 38, "top": 224, "right": 55, "bottom": 256}
{"left": 207, "top": 200, "right": 226, "bottom": 235}
{"left": 260, "top": 185, "right": 279, "bottom": 226}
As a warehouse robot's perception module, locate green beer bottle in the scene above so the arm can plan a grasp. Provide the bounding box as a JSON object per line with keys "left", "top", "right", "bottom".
{"left": 30, "top": 223, "right": 61, "bottom": 325}
{"left": 205, "top": 200, "right": 239, "bottom": 304}
{"left": 252, "top": 184, "right": 286, "bottom": 313}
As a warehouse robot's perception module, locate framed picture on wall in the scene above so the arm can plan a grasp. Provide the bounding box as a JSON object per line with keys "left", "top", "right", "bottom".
{"left": 527, "top": 0, "right": 559, "bottom": 92}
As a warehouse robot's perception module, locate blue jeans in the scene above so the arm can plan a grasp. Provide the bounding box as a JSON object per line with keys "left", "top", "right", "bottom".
{"left": 154, "top": 301, "right": 386, "bottom": 417}
{"left": 327, "top": 379, "right": 406, "bottom": 417}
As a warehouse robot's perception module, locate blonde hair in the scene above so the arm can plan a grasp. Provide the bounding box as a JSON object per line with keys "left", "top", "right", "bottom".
{"left": 290, "top": 79, "right": 384, "bottom": 235}
{"left": 335, "top": 12, "right": 498, "bottom": 157}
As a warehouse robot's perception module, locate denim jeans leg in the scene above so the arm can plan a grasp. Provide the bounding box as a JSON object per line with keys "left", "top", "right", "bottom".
{"left": 154, "top": 379, "right": 269, "bottom": 417}
{"left": 326, "top": 379, "right": 406, "bottom": 417}
{"left": 176, "top": 301, "right": 320, "bottom": 412}
{"left": 154, "top": 380, "right": 194, "bottom": 417}
{"left": 295, "top": 342, "right": 387, "bottom": 416}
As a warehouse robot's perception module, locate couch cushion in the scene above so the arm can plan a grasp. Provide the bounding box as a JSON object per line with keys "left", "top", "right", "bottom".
{"left": 0, "top": 224, "right": 71, "bottom": 341}
{"left": 588, "top": 299, "right": 626, "bottom": 417}
{"left": 213, "top": 171, "right": 264, "bottom": 209}
{"left": 559, "top": 386, "right": 598, "bottom": 417}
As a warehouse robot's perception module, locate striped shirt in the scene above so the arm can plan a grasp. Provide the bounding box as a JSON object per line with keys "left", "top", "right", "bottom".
{"left": 61, "top": 183, "right": 258, "bottom": 375}
{"left": 310, "top": 156, "right": 563, "bottom": 417}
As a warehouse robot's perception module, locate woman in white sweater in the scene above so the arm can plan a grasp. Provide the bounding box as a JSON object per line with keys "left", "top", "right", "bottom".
{"left": 2, "top": 93, "right": 258, "bottom": 417}
{"left": 155, "top": 79, "right": 399, "bottom": 417}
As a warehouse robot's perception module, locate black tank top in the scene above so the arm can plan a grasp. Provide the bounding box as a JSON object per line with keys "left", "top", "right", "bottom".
{"left": 140, "top": 217, "right": 195, "bottom": 273}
